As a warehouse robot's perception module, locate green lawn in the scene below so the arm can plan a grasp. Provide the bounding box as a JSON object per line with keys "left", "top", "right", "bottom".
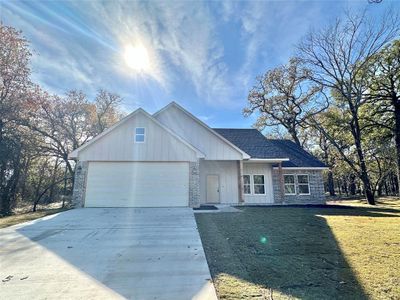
{"left": 195, "top": 201, "right": 400, "bottom": 300}
{"left": 0, "top": 208, "right": 68, "bottom": 229}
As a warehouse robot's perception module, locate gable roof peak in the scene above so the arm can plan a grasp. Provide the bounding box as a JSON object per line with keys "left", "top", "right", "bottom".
{"left": 69, "top": 106, "right": 205, "bottom": 159}
{"left": 153, "top": 102, "right": 251, "bottom": 159}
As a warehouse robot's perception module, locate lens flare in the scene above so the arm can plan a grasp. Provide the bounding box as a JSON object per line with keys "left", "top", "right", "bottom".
{"left": 124, "top": 44, "right": 150, "bottom": 72}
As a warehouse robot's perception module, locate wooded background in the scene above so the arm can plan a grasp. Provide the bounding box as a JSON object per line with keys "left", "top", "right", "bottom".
{"left": 1, "top": 9, "right": 399, "bottom": 215}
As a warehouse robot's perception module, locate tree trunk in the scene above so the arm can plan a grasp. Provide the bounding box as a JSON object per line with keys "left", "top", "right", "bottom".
{"left": 337, "top": 179, "right": 342, "bottom": 195}
{"left": 62, "top": 164, "right": 68, "bottom": 208}
{"left": 327, "top": 170, "right": 335, "bottom": 196}
{"left": 288, "top": 126, "right": 302, "bottom": 147}
{"left": 343, "top": 178, "right": 348, "bottom": 197}
{"left": 320, "top": 135, "right": 335, "bottom": 196}
{"left": 377, "top": 182, "right": 383, "bottom": 197}
{"left": 0, "top": 144, "right": 22, "bottom": 216}
{"left": 393, "top": 100, "right": 400, "bottom": 198}
{"left": 32, "top": 162, "right": 46, "bottom": 212}
{"left": 384, "top": 179, "right": 389, "bottom": 196}
{"left": 351, "top": 106, "right": 375, "bottom": 204}
{"left": 390, "top": 173, "right": 397, "bottom": 195}
{"left": 49, "top": 158, "right": 60, "bottom": 203}
{"left": 349, "top": 174, "right": 356, "bottom": 195}
{"left": 33, "top": 200, "right": 38, "bottom": 212}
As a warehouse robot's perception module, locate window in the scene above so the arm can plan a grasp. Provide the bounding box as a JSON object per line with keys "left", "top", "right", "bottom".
{"left": 253, "top": 175, "right": 265, "bottom": 194}
{"left": 297, "top": 174, "right": 310, "bottom": 195}
{"left": 243, "top": 175, "right": 251, "bottom": 194}
{"left": 284, "top": 175, "right": 296, "bottom": 195}
{"left": 135, "top": 127, "right": 145, "bottom": 143}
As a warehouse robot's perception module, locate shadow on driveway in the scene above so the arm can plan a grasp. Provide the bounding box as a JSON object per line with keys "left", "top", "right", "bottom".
{"left": 0, "top": 208, "right": 217, "bottom": 300}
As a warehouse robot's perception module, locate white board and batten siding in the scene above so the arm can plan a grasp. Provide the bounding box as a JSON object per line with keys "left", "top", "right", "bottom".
{"left": 199, "top": 160, "right": 239, "bottom": 204}
{"left": 154, "top": 105, "right": 243, "bottom": 160}
{"left": 78, "top": 111, "right": 198, "bottom": 162}
{"left": 243, "top": 163, "right": 274, "bottom": 204}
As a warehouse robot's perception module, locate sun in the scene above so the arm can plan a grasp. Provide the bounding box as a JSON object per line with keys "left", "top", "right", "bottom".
{"left": 123, "top": 44, "right": 150, "bottom": 72}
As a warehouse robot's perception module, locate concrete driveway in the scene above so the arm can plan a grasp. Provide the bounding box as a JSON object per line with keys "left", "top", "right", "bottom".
{"left": 0, "top": 208, "right": 217, "bottom": 300}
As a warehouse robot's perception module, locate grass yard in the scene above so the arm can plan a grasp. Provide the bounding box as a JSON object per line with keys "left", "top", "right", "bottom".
{"left": 195, "top": 201, "right": 400, "bottom": 300}
{"left": 0, "top": 208, "right": 68, "bottom": 229}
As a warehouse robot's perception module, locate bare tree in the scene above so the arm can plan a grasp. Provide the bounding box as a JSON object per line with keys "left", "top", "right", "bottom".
{"left": 94, "top": 89, "right": 123, "bottom": 134}
{"left": 0, "top": 24, "right": 34, "bottom": 215}
{"left": 24, "top": 90, "right": 122, "bottom": 176}
{"left": 244, "top": 57, "right": 326, "bottom": 147}
{"left": 298, "top": 11, "right": 400, "bottom": 204}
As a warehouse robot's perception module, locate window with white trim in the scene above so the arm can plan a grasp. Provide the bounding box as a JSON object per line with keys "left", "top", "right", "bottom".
{"left": 297, "top": 174, "right": 310, "bottom": 195}
{"left": 243, "top": 175, "right": 251, "bottom": 194}
{"left": 135, "top": 127, "right": 145, "bottom": 143}
{"left": 253, "top": 175, "right": 265, "bottom": 194}
{"left": 284, "top": 175, "right": 296, "bottom": 195}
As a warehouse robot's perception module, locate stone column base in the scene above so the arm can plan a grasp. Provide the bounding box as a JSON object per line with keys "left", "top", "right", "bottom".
{"left": 72, "top": 161, "right": 88, "bottom": 208}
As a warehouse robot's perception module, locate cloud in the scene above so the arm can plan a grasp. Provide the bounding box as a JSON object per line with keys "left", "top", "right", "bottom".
{"left": 1, "top": 0, "right": 377, "bottom": 116}
{"left": 232, "top": 1, "right": 327, "bottom": 92}
{"left": 2, "top": 1, "right": 239, "bottom": 108}
{"left": 1, "top": 2, "right": 100, "bottom": 95}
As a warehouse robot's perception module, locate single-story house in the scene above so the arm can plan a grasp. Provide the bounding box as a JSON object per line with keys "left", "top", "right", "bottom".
{"left": 69, "top": 102, "right": 327, "bottom": 208}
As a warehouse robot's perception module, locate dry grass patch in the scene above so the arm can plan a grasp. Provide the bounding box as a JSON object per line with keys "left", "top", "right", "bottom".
{"left": 0, "top": 208, "right": 68, "bottom": 229}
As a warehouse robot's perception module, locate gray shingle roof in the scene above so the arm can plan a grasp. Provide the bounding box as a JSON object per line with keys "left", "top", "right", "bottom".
{"left": 214, "top": 128, "right": 326, "bottom": 168}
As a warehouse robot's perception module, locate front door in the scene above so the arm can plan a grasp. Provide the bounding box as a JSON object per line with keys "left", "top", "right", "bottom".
{"left": 206, "top": 175, "right": 220, "bottom": 203}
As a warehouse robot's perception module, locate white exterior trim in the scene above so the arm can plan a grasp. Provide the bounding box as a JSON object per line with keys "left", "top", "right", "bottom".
{"left": 68, "top": 108, "right": 205, "bottom": 159}
{"left": 242, "top": 174, "right": 266, "bottom": 196}
{"left": 247, "top": 158, "right": 290, "bottom": 163}
{"left": 297, "top": 174, "right": 311, "bottom": 195}
{"left": 243, "top": 174, "right": 251, "bottom": 195}
{"left": 252, "top": 174, "right": 266, "bottom": 195}
{"left": 153, "top": 102, "right": 251, "bottom": 159}
{"left": 273, "top": 167, "right": 328, "bottom": 170}
{"left": 134, "top": 127, "right": 146, "bottom": 143}
{"left": 283, "top": 174, "right": 296, "bottom": 195}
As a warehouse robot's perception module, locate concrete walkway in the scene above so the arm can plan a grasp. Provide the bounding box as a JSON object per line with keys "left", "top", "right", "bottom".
{"left": 0, "top": 208, "right": 217, "bottom": 300}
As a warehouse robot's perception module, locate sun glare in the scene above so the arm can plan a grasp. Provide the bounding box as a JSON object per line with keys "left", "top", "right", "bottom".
{"left": 124, "top": 44, "right": 150, "bottom": 72}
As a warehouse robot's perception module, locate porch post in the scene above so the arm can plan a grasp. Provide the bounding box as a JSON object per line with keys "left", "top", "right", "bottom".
{"left": 278, "top": 162, "right": 284, "bottom": 203}
{"left": 238, "top": 160, "right": 245, "bottom": 203}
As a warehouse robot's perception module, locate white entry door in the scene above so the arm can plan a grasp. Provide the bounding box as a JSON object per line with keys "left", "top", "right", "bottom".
{"left": 85, "top": 162, "right": 189, "bottom": 207}
{"left": 206, "top": 175, "right": 220, "bottom": 203}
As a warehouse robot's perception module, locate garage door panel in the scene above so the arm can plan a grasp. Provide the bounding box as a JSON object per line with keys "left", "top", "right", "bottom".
{"left": 85, "top": 162, "right": 189, "bottom": 207}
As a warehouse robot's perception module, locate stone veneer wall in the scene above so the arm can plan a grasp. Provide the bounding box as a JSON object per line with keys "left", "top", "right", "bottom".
{"left": 189, "top": 161, "right": 200, "bottom": 208}
{"left": 72, "top": 161, "right": 89, "bottom": 208}
{"left": 272, "top": 169, "right": 325, "bottom": 204}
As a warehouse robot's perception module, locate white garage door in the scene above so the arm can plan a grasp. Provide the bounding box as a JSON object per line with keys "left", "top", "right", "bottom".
{"left": 85, "top": 162, "right": 189, "bottom": 207}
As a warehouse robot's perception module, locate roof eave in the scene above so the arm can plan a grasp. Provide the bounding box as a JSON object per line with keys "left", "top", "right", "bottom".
{"left": 68, "top": 107, "right": 206, "bottom": 160}
{"left": 272, "top": 166, "right": 329, "bottom": 170}
{"left": 246, "top": 158, "right": 290, "bottom": 163}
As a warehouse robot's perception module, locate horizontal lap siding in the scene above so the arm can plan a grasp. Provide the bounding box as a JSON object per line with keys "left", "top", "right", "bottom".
{"left": 78, "top": 112, "right": 197, "bottom": 162}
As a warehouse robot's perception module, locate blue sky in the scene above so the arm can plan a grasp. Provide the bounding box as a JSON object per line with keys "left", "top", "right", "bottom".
{"left": 1, "top": 0, "right": 397, "bottom": 128}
